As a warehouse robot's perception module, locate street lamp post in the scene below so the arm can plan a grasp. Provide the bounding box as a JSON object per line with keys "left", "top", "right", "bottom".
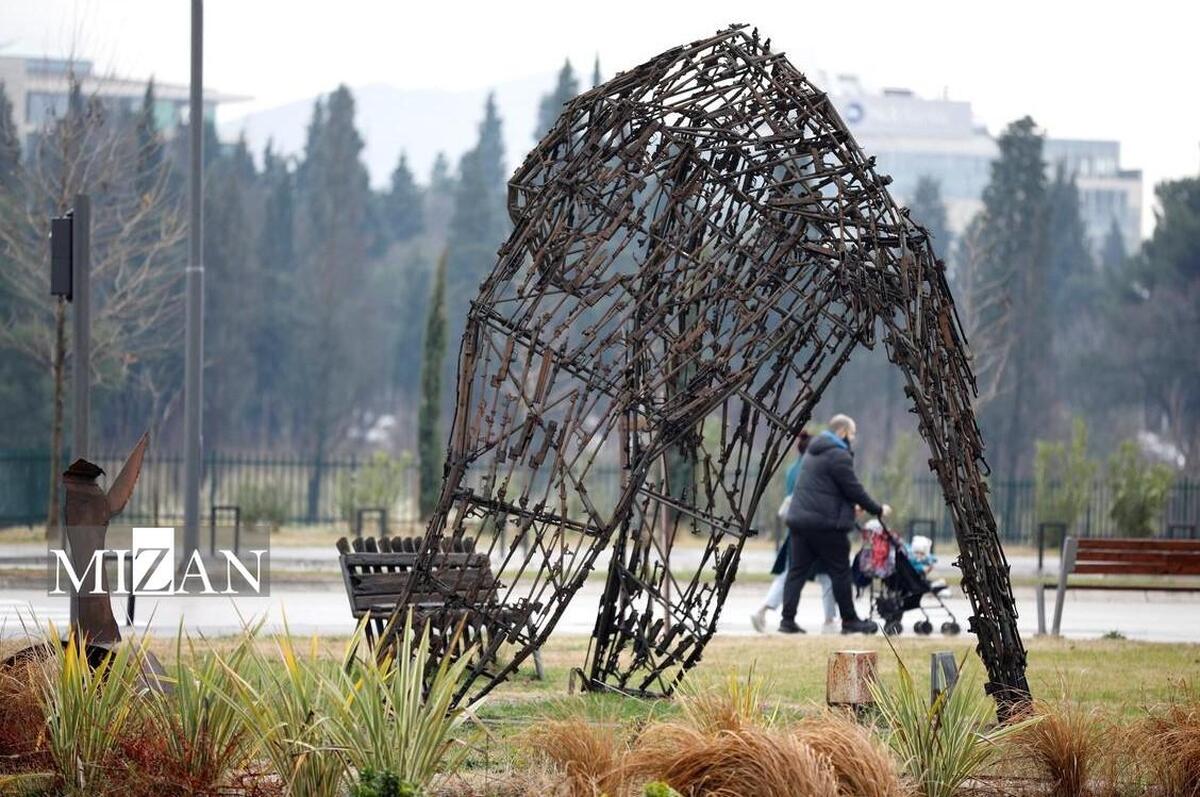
{"left": 184, "top": 0, "right": 205, "bottom": 556}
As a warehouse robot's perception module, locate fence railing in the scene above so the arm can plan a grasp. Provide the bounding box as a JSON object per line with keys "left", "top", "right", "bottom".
{"left": 1, "top": 449, "right": 1196, "bottom": 545}
{"left": 0, "top": 450, "right": 420, "bottom": 527}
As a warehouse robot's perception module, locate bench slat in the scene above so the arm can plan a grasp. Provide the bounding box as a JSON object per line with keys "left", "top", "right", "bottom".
{"left": 350, "top": 572, "right": 496, "bottom": 595}
{"left": 1074, "top": 562, "right": 1200, "bottom": 576}
{"left": 1076, "top": 551, "right": 1200, "bottom": 565}
{"left": 350, "top": 592, "right": 486, "bottom": 609}
{"left": 1042, "top": 582, "right": 1200, "bottom": 592}
{"left": 1076, "top": 538, "right": 1200, "bottom": 552}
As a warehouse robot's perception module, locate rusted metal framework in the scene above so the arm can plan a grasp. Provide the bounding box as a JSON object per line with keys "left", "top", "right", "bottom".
{"left": 400, "top": 25, "right": 1030, "bottom": 715}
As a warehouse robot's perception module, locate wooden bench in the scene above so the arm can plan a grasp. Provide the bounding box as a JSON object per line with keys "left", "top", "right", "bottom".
{"left": 335, "top": 535, "right": 543, "bottom": 679}
{"left": 1037, "top": 536, "right": 1200, "bottom": 635}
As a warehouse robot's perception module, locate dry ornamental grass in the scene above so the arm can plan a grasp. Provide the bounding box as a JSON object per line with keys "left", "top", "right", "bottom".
{"left": 793, "top": 711, "right": 908, "bottom": 797}
{"left": 626, "top": 722, "right": 839, "bottom": 797}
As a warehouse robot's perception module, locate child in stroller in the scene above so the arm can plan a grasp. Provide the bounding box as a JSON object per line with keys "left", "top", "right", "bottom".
{"left": 852, "top": 518, "right": 961, "bottom": 637}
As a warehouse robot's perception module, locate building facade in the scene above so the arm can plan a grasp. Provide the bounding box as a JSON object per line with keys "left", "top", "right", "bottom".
{"left": 825, "top": 75, "right": 1142, "bottom": 257}
{"left": 0, "top": 55, "right": 242, "bottom": 150}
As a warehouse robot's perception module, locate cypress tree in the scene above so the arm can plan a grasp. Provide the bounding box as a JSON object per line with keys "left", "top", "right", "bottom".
{"left": 591, "top": 55, "right": 603, "bottom": 88}
{"left": 383, "top": 151, "right": 423, "bottom": 243}
{"left": 204, "top": 134, "right": 260, "bottom": 447}
{"left": 535, "top": 59, "right": 580, "bottom": 139}
{"left": 418, "top": 249, "right": 448, "bottom": 518}
{"left": 294, "top": 85, "right": 376, "bottom": 519}
{"left": 134, "top": 78, "right": 164, "bottom": 198}
{"left": 254, "top": 140, "right": 296, "bottom": 442}
{"left": 430, "top": 151, "right": 454, "bottom": 194}
{"left": 447, "top": 93, "right": 507, "bottom": 339}
{"left": 1044, "top": 162, "right": 1093, "bottom": 320}
{"left": 424, "top": 151, "right": 456, "bottom": 240}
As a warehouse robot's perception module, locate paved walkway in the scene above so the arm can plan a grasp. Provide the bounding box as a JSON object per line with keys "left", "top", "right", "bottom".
{"left": 2, "top": 581, "right": 1196, "bottom": 644}
{"left": 5, "top": 537, "right": 1193, "bottom": 644}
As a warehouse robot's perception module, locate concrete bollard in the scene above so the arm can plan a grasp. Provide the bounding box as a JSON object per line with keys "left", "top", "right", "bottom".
{"left": 827, "top": 650, "right": 878, "bottom": 707}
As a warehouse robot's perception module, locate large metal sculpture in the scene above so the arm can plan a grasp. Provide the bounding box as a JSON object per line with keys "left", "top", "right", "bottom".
{"left": 399, "top": 25, "right": 1030, "bottom": 716}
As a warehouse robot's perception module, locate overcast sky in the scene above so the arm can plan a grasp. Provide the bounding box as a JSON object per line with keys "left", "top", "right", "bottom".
{"left": 3, "top": 0, "right": 1198, "bottom": 236}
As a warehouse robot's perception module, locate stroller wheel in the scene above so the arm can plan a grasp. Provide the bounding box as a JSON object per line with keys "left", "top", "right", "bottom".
{"left": 941, "top": 621, "right": 961, "bottom": 635}
{"left": 884, "top": 620, "right": 903, "bottom": 636}
{"left": 914, "top": 620, "right": 934, "bottom": 635}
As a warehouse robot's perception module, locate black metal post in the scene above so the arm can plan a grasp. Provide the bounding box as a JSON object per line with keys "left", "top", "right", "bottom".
{"left": 71, "top": 195, "right": 90, "bottom": 462}
{"left": 183, "top": 0, "right": 205, "bottom": 558}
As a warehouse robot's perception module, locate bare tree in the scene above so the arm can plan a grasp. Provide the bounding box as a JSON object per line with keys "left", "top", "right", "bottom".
{"left": 0, "top": 78, "right": 184, "bottom": 532}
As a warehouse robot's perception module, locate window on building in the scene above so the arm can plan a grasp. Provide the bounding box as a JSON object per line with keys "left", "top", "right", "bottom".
{"left": 25, "top": 91, "right": 69, "bottom": 128}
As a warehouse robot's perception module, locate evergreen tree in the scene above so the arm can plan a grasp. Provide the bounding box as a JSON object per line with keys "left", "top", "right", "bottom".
{"left": 0, "top": 82, "right": 21, "bottom": 192}
{"left": 535, "top": 59, "right": 580, "bottom": 139}
{"left": 430, "top": 151, "right": 454, "bottom": 194}
{"left": 418, "top": 250, "right": 448, "bottom": 518}
{"left": 255, "top": 141, "right": 297, "bottom": 442}
{"left": 591, "top": 55, "right": 603, "bottom": 88}
{"left": 1041, "top": 162, "right": 1095, "bottom": 429}
{"left": 968, "top": 116, "right": 1050, "bottom": 479}
{"left": 424, "top": 151, "right": 456, "bottom": 241}
{"left": 293, "top": 85, "right": 381, "bottom": 518}
{"left": 1044, "top": 162, "right": 1093, "bottom": 318}
{"left": 447, "top": 94, "right": 507, "bottom": 335}
{"left": 908, "top": 175, "right": 950, "bottom": 262}
{"left": 204, "top": 134, "right": 259, "bottom": 448}
{"left": 382, "top": 151, "right": 422, "bottom": 243}
{"left": 1100, "top": 218, "right": 1126, "bottom": 271}
{"left": 1097, "top": 177, "right": 1200, "bottom": 473}
{"left": 134, "top": 78, "right": 164, "bottom": 199}
{"left": 1139, "top": 177, "right": 1200, "bottom": 284}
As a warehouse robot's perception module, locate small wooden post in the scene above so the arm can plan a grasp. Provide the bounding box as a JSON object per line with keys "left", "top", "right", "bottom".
{"left": 931, "top": 651, "right": 959, "bottom": 705}
{"left": 827, "top": 650, "right": 877, "bottom": 708}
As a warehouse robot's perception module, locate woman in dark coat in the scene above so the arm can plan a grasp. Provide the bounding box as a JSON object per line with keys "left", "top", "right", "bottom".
{"left": 749, "top": 430, "right": 838, "bottom": 633}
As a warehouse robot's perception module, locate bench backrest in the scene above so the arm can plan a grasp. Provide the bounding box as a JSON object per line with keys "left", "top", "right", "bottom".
{"left": 1069, "top": 537, "right": 1200, "bottom": 577}
{"left": 335, "top": 535, "right": 497, "bottom": 615}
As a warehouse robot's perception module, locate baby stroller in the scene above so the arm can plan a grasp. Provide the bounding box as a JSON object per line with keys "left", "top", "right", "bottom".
{"left": 852, "top": 521, "right": 961, "bottom": 636}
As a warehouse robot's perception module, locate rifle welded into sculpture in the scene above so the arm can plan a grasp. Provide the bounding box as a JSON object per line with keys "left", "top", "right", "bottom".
{"left": 396, "top": 25, "right": 1030, "bottom": 716}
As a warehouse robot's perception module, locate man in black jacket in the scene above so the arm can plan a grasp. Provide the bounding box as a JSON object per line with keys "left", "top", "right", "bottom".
{"left": 780, "top": 414, "right": 890, "bottom": 635}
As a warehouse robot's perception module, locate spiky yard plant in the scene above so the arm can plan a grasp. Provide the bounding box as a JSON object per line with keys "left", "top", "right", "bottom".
{"left": 216, "top": 622, "right": 346, "bottom": 797}
{"left": 869, "top": 652, "right": 1037, "bottom": 797}
{"left": 323, "top": 612, "right": 479, "bottom": 791}
{"left": 138, "top": 626, "right": 258, "bottom": 793}
{"left": 35, "top": 629, "right": 150, "bottom": 796}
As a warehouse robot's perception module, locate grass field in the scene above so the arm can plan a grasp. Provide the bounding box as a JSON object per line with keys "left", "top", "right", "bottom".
{"left": 108, "top": 630, "right": 1198, "bottom": 728}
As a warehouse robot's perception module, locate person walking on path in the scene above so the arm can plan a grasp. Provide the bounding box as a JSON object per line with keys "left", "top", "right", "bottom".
{"left": 779, "top": 414, "right": 890, "bottom": 635}
{"left": 750, "top": 431, "right": 839, "bottom": 633}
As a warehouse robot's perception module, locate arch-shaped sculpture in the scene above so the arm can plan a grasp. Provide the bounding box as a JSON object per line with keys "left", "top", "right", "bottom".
{"left": 400, "top": 25, "right": 1030, "bottom": 716}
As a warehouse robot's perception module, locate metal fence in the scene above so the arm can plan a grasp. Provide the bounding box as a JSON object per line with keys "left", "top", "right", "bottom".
{"left": 0, "top": 450, "right": 420, "bottom": 527}
{"left": 2, "top": 448, "right": 1197, "bottom": 544}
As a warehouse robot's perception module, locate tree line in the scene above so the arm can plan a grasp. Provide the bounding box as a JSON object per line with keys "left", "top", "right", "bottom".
{"left": 0, "top": 61, "right": 1196, "bottom": 529}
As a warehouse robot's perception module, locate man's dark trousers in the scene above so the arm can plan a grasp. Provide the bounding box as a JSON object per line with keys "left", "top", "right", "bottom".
{"left": 780, "top": 525, "right": 859, "bottom": 623}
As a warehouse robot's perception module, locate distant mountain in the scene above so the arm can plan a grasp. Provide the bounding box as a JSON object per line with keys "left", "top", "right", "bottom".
{"left": 218, "top": 72, "right": 557, "bottom": 187}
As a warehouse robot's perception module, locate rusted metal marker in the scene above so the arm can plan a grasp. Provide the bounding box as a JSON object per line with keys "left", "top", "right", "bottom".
{"left": 394, "top": 24, "right": 1030, "bottom": 719}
